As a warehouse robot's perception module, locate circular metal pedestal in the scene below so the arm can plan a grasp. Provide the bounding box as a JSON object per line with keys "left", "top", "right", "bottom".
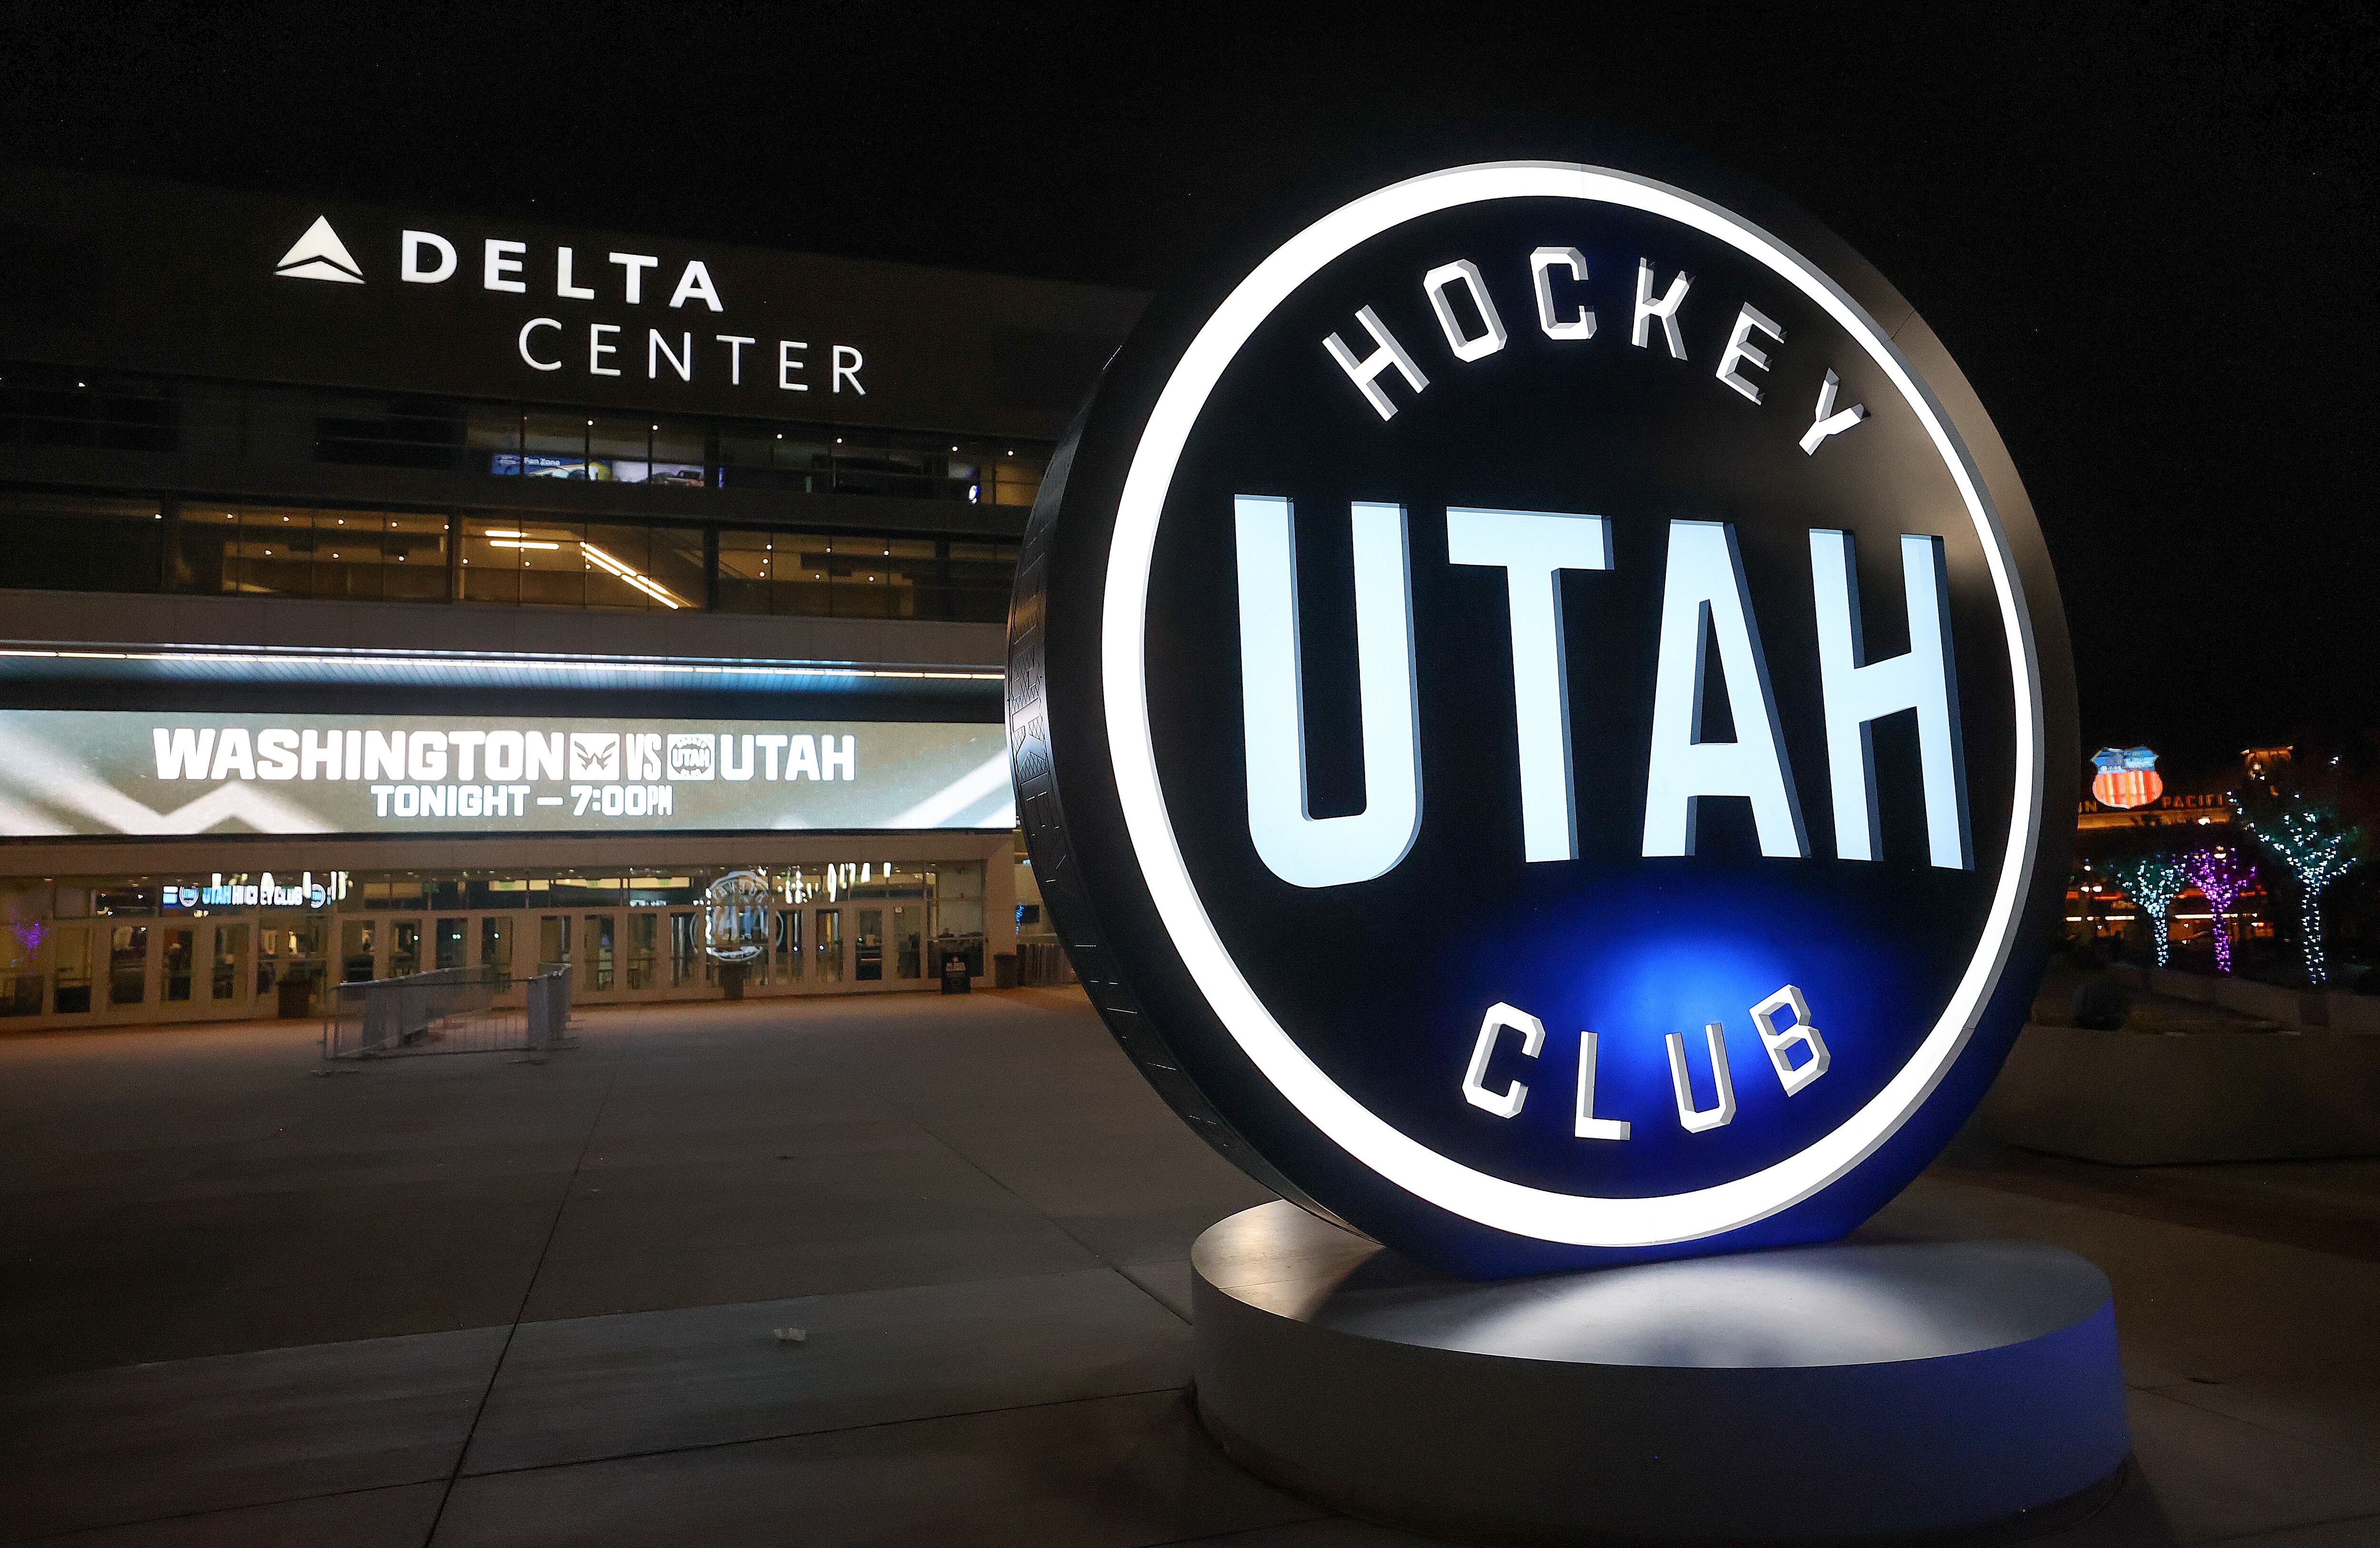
{"left": 1193, "top": 1203, "right": 2130, "bottom": 1545}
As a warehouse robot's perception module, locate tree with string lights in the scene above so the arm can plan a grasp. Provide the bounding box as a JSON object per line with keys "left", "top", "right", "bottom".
{"left": 2182, "top": 848, "right": 2256, "bottom": 975}
{"left": 2103, "top": 853, "right": 2188, "bottom": 968}
{"left": 2231, "top": 793, "right": 2366, "bottom": 986}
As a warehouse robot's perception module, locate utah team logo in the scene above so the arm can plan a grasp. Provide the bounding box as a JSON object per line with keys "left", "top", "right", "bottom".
{"left": 1008, "top": 159, "right": 2074, "bottom": 1275}
{"left": 667, "top": 733, "right": 718, "bottom": 780}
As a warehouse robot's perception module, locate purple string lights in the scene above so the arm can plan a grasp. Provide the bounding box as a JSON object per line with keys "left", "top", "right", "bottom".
{"left": 2183, "top": 848, "right": 2256, "bottom": 975}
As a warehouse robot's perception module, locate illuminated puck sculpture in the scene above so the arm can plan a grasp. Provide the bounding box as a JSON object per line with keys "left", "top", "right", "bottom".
{"left": 1008, "top": 154, "right": 2077, "bottom": 1278}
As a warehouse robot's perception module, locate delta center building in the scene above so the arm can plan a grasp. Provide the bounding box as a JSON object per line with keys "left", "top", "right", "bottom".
{"left": 0, "top": 169, "right": 1140, "bottom": 1026}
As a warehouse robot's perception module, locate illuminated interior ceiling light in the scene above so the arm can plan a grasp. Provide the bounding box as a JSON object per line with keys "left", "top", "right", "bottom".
{"left": 486, "top": 539, "right": 561, "bottom": 550}
{"left": 579, "top": 542, "right": 683, "bottom": 609}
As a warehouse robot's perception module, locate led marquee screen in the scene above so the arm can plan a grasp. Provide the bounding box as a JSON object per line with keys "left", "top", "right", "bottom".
{"left": 0, "top": 710, "right": 1013, "bottom": 837}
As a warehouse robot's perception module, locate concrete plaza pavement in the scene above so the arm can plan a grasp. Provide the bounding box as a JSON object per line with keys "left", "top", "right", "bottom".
{"left": 0, "top": 990, "right": 2376, "bottom": 1546}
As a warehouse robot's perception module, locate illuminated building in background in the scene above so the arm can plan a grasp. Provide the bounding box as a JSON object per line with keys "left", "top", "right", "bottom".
{"left": 2069, "top": 748, "right": 2281, "bottom": 959}
{"left": 0, "top": 169, "right": 1145, "bottom": 1027}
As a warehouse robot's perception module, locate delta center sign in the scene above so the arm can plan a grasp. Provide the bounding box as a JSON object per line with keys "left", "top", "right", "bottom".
{"left": 1008, "top": 156, "right": 2076, "bottom": 1277}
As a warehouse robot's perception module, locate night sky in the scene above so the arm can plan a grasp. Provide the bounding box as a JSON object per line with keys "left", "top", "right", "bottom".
{"left": 4, "top": 3, "right": 2371, "bottom": 771}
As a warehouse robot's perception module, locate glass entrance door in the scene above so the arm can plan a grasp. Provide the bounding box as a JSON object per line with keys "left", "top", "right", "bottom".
{"left": 389, "top": 919, "right": 422, "bottom": 978}
{"left": 108, "top": 926, "right": 149, "bottom": 1006}
{"left": 434, "top": 917, "right": 467, "bottom": 970}
{"left": 773, "top": 909, "right": 802, "bottom": 985}
{"left": 211, "top": 924, "right": 248, "bottom": 1005}
{"left": 481, "top": 918, "right": 515, "bottom": 989}
{"left": 341, "top": 920, "right": 378, "bottom": 983}
{"left": 51, "top": 925, "right": 90, "bottom": 1015}
{"left": 161, "top": 928, "right": 195, "bottom": 1003}
{"left": 814, "top": 909, "right": 843, "bottom": 983}
{"left": 854, "top": 909, "right": 883, "bottom": 981}
{"left": 261, "top": 917, "right": 327, "bottom": 1016}
{"left": 627, "top": 913, "right": 658, "bottom": 990}
{"left": 583, "top": 914, "right": 616, "bottom": 992}
{"left": 538, "top": 915, "right": 572, "bottom": 978}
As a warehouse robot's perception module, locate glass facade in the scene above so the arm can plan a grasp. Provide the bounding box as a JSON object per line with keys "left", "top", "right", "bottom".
{"left": 713, "top": 531, "right": 1006, "bottom": 620}
{"left": 457, "top": 515, "right": 707, "bottom": 610}
{"left": 0, "top": 490, "right": 1019, "bottom": 620}
{"left": 0, "top": 365, "right": 178, "bottom": 454}
{"left": 0, "top": 360, "right": 1036, "bottom": 617}
{"left": 0, "top": 861, "right": 988, "bottom": 1022}
{"left": 0, "top": 363, "right": 1048, "bottom": 505}
{"left": 174, "top": 505, "right": 451, "bottom": 601}
{"left": 0, "top": 329, "right": 1026, "bottom": 1027}
{"left": 0, "top": 491, "right": 169, "bottom": 592}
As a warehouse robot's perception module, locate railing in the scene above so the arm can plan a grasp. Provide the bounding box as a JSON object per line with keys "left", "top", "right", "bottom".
{"left": 1014, "top": 940, "right": 1076, "bottom": 987}
{"left": 322, "top": 962, "right": 575, "bottom": 1061}
{"left": 525, "top": 960, "right": 574, "bottom": 1049}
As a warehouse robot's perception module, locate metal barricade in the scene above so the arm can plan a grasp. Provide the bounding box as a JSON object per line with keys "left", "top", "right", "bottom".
{"left": 525, "top": 961, "right": 575, "bottom": 1051}
{"left": 322, "top": 963, "right": 570, "bottom": 1061}
{"left": 1015, "top": 940, "right": 1077, "bottom": 986}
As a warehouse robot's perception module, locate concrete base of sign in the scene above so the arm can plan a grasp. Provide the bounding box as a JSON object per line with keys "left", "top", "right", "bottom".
{"left": 1192, "top": 1202, "right": 2130, "bottom": 1544}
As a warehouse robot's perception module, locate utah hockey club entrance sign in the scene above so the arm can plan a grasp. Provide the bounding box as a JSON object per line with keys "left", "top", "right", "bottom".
{"left": 1008, "top": 159, "right": 2074, "bottom": 1275}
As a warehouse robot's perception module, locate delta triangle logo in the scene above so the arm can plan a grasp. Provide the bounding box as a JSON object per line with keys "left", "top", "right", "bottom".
{"left": 274, "top": 216, "right": 364, "bottom": 284}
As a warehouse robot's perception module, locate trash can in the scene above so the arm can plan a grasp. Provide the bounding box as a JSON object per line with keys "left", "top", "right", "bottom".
{"left": 277, "top": 976, "right": 313, "bottom": 1019}
{"left": 993, "top": 952, "right": 1019, "bottom": 990}
{"left": 940, "top": 953, "right": 972, "bottom": 995}
{"left": 720, "top": 962, "right": 747, "bottom": 1001}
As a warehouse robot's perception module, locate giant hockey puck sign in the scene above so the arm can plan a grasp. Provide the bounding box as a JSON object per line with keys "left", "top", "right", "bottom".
{"left": 1008, "top": 157, "right": 2074, "bottom": 1276}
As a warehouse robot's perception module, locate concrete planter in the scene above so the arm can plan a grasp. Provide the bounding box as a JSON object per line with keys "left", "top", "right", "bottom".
{"left": 2139, "top": 964, "right": 2206, "bottom": 1001}
{"left": 2106, "top": 963, "right": 2215, "bottom": 1002}
{"left": 2106, "top": 962, "right": 2340, "bottom": 1028}
{"left": 2213, "top": 976, "right": 2330, "bottom": 1026}
{"left": 2328, "top": 995, "right": 2380, "bottom": 1035}
{"left": 1982, "top": 1024, "right": 2380, "bottom": 1164}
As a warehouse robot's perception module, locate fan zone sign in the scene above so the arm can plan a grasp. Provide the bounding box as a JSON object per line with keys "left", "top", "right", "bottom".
{"left": 1008, "top": 159, "right": 2074, "bottom": 1275}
